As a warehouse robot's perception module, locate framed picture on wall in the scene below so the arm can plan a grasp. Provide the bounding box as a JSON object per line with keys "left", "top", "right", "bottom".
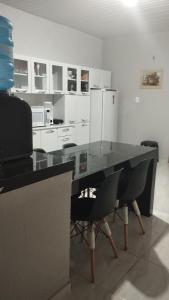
{"left": 140, "top": 70, "right": 163, "bottom": 89}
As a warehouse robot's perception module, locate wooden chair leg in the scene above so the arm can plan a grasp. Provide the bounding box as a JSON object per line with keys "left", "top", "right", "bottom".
{"left": 123, "top": 204, "right": 128, "bottom": 251}
{"left": 132, "top": 200, "right": 145, "bottom": 234}
{"left": 102, "top": 219, "right": 118, "bottom": 258}
{"left": 113, "top": 199, "right": 119, "bottom": 223}
{"left": 88, "top": 224, "right": 96, "bottom": 283}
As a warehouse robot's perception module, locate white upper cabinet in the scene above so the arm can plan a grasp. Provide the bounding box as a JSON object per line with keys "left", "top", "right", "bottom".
{"left": 12, "top": 55, "right": 112, "bottom": 95}
{"left": 49, "top": 61, "right": 66, "bottom": 94}
{"left": 102, "top": 70, "right": 112, "bottom": 89}
{"left": 31, "top": 58, "right": 50, "bottom": 94}
{"left": 12, "top": 55, "right": 31, "bottom": 93}
{"left": 90, "top": 68, "right": 112, "bottom": 89}
{"left": 90, "top": 68, "right": 102, "bottom": 89}
{"left": 79, "top": 67, "right": 90, "bottom": 95}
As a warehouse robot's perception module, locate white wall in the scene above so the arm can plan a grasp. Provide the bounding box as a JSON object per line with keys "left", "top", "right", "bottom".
{"left": 103, "top": 32, "right": 169, "bottom": 159}
{"left": 0, "top": 2, "right": 103, "bottom": 68}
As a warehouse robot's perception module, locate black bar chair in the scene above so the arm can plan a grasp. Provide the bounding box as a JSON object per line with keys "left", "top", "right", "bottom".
{"left": 71, "top": 169, "right": 122, "bottom": 283}
{"left": 63, "top": 143, "right": 77, "bottom": 149}
{"left": 33, "top": 148, "right": 46, "bottom": 153}
{"left": 114, "top": 159, "right": 151, "bottom": 250}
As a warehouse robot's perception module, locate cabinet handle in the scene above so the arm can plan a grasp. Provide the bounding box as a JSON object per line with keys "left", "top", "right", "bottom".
{"left": 36, "top": 90, "right": 46, "bottom": 94}
{"left": 63, "top": 138, "right": 70, "bottom": 142}
{"left": 82, "top": 124, "right": 88, "bottom": 127}
{"left": 54, "top": 91, "right": 63, "bottom": 94}
{"left": 0, "top": 187, "right": 4, "bottom": 193}
{"left": 33, "top": 131, "right": 37, "bottom": 135}
{"left": 63, "top": 128, "right": 70, "bottom": 132}
{"left": 15, "top": 89, "right": 27, "bottom": 93}
{"left": 112, "top": 95, "right": 115, "bottom": 104}
{"left": 46, "top": 130, "right": 55, "bottom": 134}
{"left": 69, "top": 120, "right": 75, "bottom": 124}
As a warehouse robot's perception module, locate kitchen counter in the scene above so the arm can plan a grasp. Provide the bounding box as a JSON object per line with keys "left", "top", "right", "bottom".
{"left": 0, "top": 151, "right": 73, "bottom": 300}
{"left": 0, "top": 151, "right": 74, "bottom": 194}
{"left": 32, "top": 123, "right": 75, "bottom": 131}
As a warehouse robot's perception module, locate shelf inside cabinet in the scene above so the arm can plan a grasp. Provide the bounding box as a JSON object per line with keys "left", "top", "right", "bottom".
{"left": 14, "top": 72, "right": 28, "bottom": 76}
{"left": 34, "top": 75, "right": 46, "bottom": 78}
{"left": 68, "top": 78, "right": 77, "bottom": 82}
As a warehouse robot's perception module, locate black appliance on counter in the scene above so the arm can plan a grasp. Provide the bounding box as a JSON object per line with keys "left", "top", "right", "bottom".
{"left": 0, "top": 92, "right": 33, "bottom": 163}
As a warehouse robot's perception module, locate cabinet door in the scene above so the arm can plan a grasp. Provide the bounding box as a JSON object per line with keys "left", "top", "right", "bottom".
{"left": 66, "top": 65, "right": 79, "bottom": 94}
{"left": 32, "top": 130, "right": 41, "bottom": 149}
{"left": 76, "top": 123, "right": 90, "bottom": 145}
{"left": 65, "top": 95, "right": 78, "bottom": 124}
{"left": 57, "top": 135, "right": 75, "bottom": 150}
{"left": 90, "top": 68, "right": 102, "bottom": 88}
{"left": 41, "top": 129, "right": 58, "bottom": 152}
{"left": 79, "top": 67, "right": 90, "bottom": 95}
{"left": 11, "top": 55, "right": 31, "bottom": 93}
{"left": 102, "top": 70, "right": 112, "bottom": 89}
{"left": 49, "top": 62, "right": 66, "bottom": 94}
{"left": 77, "top": 95, "right": 90, "bottom": 123}
{"left": 31, "top": 58, "right": 50, "bottom": 94}
{"left": 102, "top": 91, "right": 117, "bottom": 142}
{"left": 90, "top": 90, "right": 102, "bottom": 143}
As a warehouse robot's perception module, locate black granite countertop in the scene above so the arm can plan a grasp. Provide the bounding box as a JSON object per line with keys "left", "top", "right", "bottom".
{"left": 0, "top": 141, "right": 158, "bottom": 195}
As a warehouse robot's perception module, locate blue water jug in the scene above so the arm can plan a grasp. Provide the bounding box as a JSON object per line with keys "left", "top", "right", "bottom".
{"left": 0, "top": 15, "right": 14, "bottom": 91}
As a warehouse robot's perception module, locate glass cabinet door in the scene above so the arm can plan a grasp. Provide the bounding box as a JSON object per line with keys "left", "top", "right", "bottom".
{"left": 12, "top": 57, "right": 31, "bottom": 93}
{"left": 67, "top": 66, "right": 77, "bottom": 93}
{"left": 50, "top": 63, "right": 65, "bottom": 94}
{"left": 80, "top": 69, "right": 90, "bottom": 94}
{"left": 32, "top": 59, "right": 49, "bottom": 94}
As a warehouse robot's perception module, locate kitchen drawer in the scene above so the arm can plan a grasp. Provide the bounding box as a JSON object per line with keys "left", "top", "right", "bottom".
{"left": 58, "top": 126, "right": 73, "bottom": 137}
{"left": 58, "top": 135, "right": 74, "bottom": 149}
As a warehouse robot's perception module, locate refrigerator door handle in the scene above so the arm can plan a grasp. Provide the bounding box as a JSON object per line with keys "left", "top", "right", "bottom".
{"left": 112, "top": 95, "right": 115, "bottom": 104}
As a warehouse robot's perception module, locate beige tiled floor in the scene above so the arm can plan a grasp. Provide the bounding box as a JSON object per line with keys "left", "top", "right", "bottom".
{"left": 64, "top": 160, "right": 169, "bottom": 300}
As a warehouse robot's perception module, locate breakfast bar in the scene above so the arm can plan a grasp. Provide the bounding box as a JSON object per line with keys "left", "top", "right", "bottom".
{"left": 0, "top": 141, "right": 158, "bottom": 300}
{"left": 0, "top": 153, "right": 73, "bottom": 300}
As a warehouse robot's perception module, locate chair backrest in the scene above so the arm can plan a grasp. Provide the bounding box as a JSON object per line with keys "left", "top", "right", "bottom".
{"left": 89, "top": 169, "right": 122, "bottom": 221}
{"left": 63, "top": 143, "right": 77, "bottom": 149}
{"left": 120, "top": 159, "right": 151, "bottom": 202}
{"left": 33, "top": 148, "right": 46, "bottom": 153}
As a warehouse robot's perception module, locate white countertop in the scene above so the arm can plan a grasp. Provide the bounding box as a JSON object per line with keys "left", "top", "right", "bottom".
{"left": 32, "top": 124, "right": 75, "bottom": 131}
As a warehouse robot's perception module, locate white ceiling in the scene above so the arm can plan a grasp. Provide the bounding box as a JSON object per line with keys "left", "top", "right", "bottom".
{"left": 1, "top": 0, "right": 169, "bottom": 38}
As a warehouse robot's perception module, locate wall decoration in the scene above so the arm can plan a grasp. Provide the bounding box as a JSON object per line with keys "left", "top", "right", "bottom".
{"left": 140, "top": 70, "right": 163, "bottom": 89}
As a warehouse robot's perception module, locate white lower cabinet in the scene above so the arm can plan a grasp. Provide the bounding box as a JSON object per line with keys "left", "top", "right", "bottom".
{"left": 32, "top": 123, "right": 89, "bottom": 152}
{"left": 41, "top": 128, "right": 58, "bottom": 152}
{"left": 32, "top": 130, "right": 41, "bottom": 149}
{"left": 76, "top": 123, "right": 90, "bottom": 145}
{"left": 58, "top": 136, "right": 74, "bottom": 149}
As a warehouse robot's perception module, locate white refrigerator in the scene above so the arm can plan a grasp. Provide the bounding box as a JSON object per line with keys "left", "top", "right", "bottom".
{"left": 90, "top": 89, "right": 118, "bottom": 143}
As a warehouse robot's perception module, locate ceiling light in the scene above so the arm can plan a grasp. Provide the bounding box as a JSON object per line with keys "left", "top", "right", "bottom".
{"left": 122, "top": 0, "right": 138, "bottom": 7}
